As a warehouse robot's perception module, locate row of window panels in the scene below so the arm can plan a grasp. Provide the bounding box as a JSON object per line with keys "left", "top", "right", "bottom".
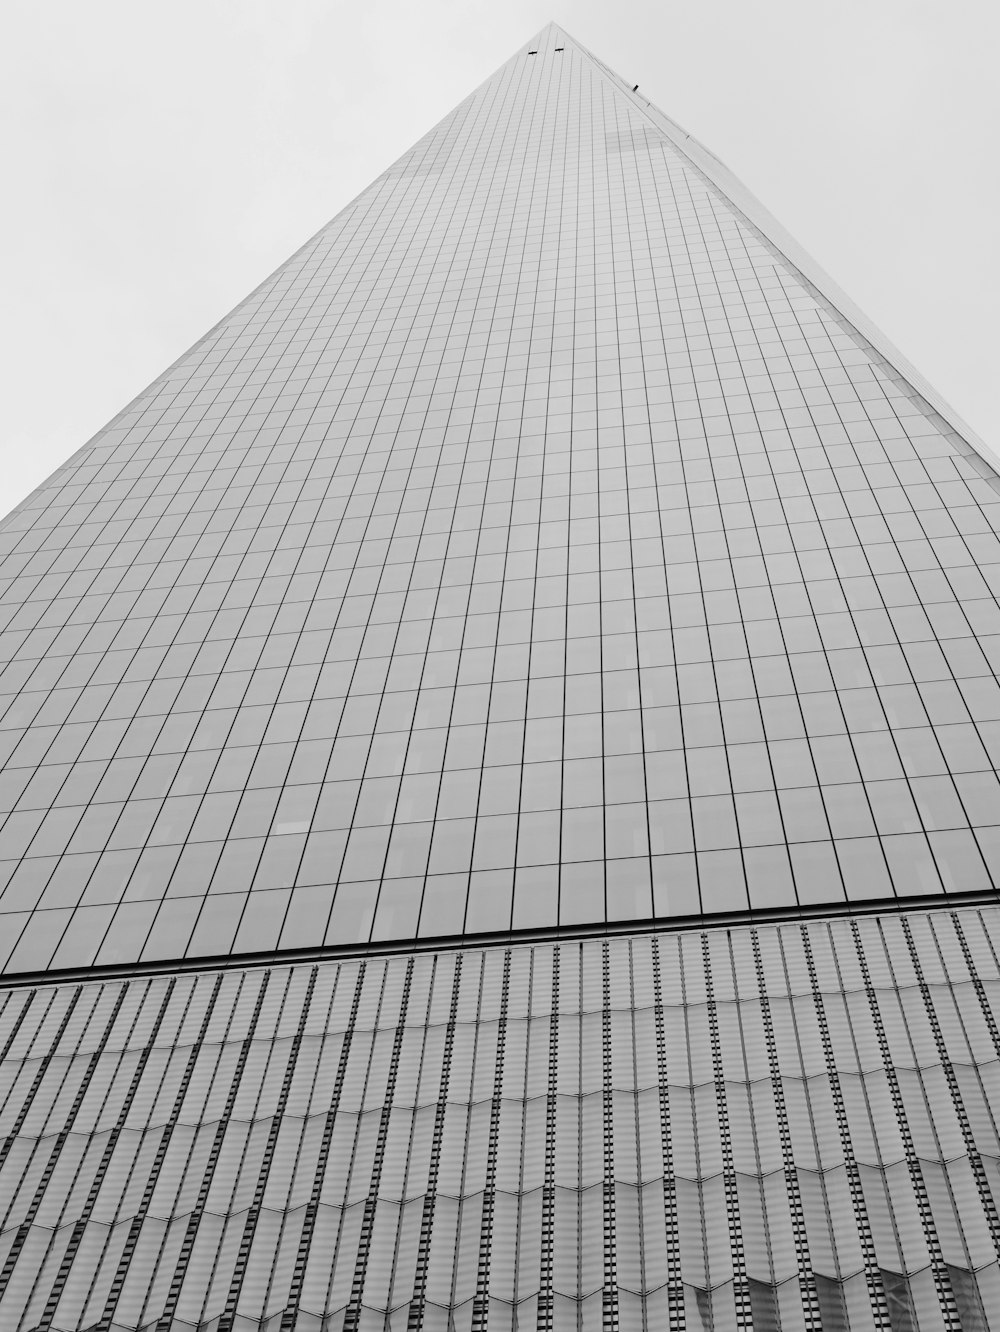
{"left": 7, "top": 671, "right": 1000, "bottom": 783}
{"left": 14, "top": 457, "right": 992, "bottom": 566}
{"left": 77, "top": 329, "right": 917, "bottom": 405}
{"left": 11, "top": 521, "right": 990, "bottom": 618}
{"left": 15, "top": 372, "right": 948, "bottom": 467}
{"left": 7, "top": 903, "right": 993, "bottom": 1026}
{"left": 2, "top": 950, "right": 996, "bottom": 1074}
{"left": 11, "top": 473, "right": 992, "bottom": 591}
{"left": 5, "top": 995, "right": 1000, "bottom": 1107}
{"left": 47, "top": 366, "right": 923, "bottom": 446}
{"left": 5, "top": 962, "right": 1000, "bottom": 1068}
{"left": 7, "top": 655, "right": 997, "bottom": 755}
{"left": 9, "top": 476, "right": 989, "bottom": 584}
{"left": 47, "top": 306, "right": 874, "bottom": 397}
{"left": 80, "top": 349, "right": 900, "bottom": 422}
{"left": 6, "top": 615, "right": 1000, "bottom": 712}
{"left": 10, "top": 523, "right": 999, "bottom": 633}
{"left": 0, "top": 1189, "right": 994, "bottom": 1311}
{"left": 3, "top": 686, "right": 999, "bottom": 789}
{"left": 104, "top": 328, "right": 888, "bottom": 404}
{"left": 15, "top": 463, "right": 996, "bottom": 562}
{"left": 109, "top": 366, "right": 922, "bottom": 434}
{"left": 0, "top": 906, "right": 989, "bottom": 1029}
{"left": 34, "top": 426, "right": 949, "bottom": 515}
{"left": 2, "top": 830, "right": 997, "bottom": 971}
{"left": 45, "top": 367, "right": 925, "bottom": 428}
{"left": 15, "top": 1264, "right": 982, "bottom": 1332}
{"left": 7, "top": 474, "right": 994, "bottom": 566}
{"left": 0, "top": 1121, "right": 995, "bottom": 1322}
{"left": 13, "top": 412, "right": 959, "bottom": 518}
{"left": 0, "top": 687, "right": 996, "bottom": 788}
{"left": 4, "top": 495, "right": 994, "bottom": 601}
{"left": 116, "top": 332, "right": 880, "bottom": 409}
{"left": 54, "top": 383, "right": 954, "bottom": 453}
{"left": 4, "top": 666, "right": 1000, "bottom": 783}
{"left": 6, "top": 632, "right": 998, "bottom": 749}
{"left": 0, "top": 731, "right": 996, "bottom": 855}
{"left": 7, "top": 613, "right": 1000, "bottom": 720}
{"left": 2, "top": 641, "right": 996, "bottom": 760}
{"left": 15, "top": 492, "right": 990, "bottom": 598}
{"left": 4, "top": 1098, "right": 1000, "bottom": 1208}
{"left": 10, "top": 545, "right": 999, "bottom": 652}
{"left": 31, "top": 326, "right": 905, "bottom": 422}
{"left": 0, "top": 786, "right": 997, "bottom": 911}
{"left": 75, "top": 383, "right": 929, "bottom": 475}
{"left": 57, "top": 459, "right": 966, "bottom": 564}
{"left": 6, "top": 584, "right": 1000, "bottom": 692}
{"left": 3, "top": 764, "right": 998, "bottom": 877}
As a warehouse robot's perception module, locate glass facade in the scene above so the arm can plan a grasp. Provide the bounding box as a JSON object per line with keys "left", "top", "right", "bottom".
{"left": 1, "top": 20, "right": 1000, "bottom": 1331}
{"left": 2, "top": 28, "right": 1000, "bottom": 974}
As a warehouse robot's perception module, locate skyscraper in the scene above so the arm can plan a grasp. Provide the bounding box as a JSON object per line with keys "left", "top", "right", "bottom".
{"left": 1, "top": 19, "right": 999, "bottom": 1329}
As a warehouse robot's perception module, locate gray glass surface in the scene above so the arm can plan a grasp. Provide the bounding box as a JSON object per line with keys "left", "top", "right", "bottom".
{"left": 2, "top": 26, "right": 1000, "bottom": 973}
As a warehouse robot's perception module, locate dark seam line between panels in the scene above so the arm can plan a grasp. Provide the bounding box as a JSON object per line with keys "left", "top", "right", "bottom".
{"left": 796, "top": 925, "right": 892, "bottom": 1328}
{"left": 536, "top": 943, "right": 559, "bottom": 1332}
{"left": 700, "top": 934, "right": 752, "bottom": 1327}
{"left": 4, "top": 888, "right": 1000, "bottom": 992}
{"left": 470, "top": 948, "right": 511, "bottom": 1332}
{"left": 600, "top": 940, "right": 619, "bottom": 1331}
{"left": 94, "top": 971, "right": 225, "bottom": 1332}
{"left": 650, "top": 936, "right": 685, "bottom": 1329}
{"left": 0, "top": 984, "right": 34, "bottom": 1061}
{"left": 279, "top": 959, "right": 367, "bottom": 1330}
{"left": 0, "top": 983, "right": 128, "bottom": 1303}
{"left": 847, "top": 918, "right": 963, "bottom": 1328}
{"left": 34, "top": 977, "right": 176, "bottom": 1332}
{"left": 0, "top": 985, "right": 81, "bottom": 1174}
{"left": 153, "top": 970, "right": 272, "bottom": 1332}
{"left": 251, "top": 965, "right": 340, "bottom": 1319}
{"left": 747, "top": 929, "right": 822, "bottom": 1329}
{"left": 342, "top": 955, "right": 415, "bottom": 1332}
{"left": 216, "top": 964, "right": 319, "bottom": 1332}
{"left": 407, "top": 952, "right": 464, "bottom": 1330}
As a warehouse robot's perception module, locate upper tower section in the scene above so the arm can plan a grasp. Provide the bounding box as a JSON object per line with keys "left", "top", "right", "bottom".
{"left": 1, "top": 27, "right": 999, "bottom": 977}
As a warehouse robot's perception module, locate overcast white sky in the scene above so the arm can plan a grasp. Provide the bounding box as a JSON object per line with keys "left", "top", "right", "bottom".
{"left": 3, "top": 0, "right": 998, "bottom": 518}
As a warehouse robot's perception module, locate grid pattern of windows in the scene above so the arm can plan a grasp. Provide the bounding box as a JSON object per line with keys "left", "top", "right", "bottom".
{"left": 2, "top": 27, "right": 1000, "bottom": 975}
{"left": 0, "top": 905, "right": 999, "bottom": 1330}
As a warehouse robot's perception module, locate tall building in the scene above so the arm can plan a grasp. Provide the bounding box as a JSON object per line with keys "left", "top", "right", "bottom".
{"left": 1, "top": 21, "right": 999, "bottom": 1330}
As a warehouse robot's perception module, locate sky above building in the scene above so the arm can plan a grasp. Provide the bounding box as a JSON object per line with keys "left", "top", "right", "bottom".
{"left": 3, "top": 0, "right": 998, "bottom": 519}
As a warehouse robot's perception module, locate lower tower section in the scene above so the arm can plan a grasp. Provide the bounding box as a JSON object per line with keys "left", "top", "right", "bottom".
{"left": 2, "top": 904, "right": 999, "bottom": 1331}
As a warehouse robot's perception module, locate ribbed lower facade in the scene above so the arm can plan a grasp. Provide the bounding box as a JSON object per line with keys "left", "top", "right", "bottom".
{"left": 0, "top": 904, "right": 998, "bottom": 1331}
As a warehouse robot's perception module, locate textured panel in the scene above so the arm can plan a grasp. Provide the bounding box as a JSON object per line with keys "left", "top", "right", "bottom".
{"left": 1, "top": 905, "right": 1000, "bottom": 1329}
{"left": 2, "top": 29, "right": 1000, "bottom": 972}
